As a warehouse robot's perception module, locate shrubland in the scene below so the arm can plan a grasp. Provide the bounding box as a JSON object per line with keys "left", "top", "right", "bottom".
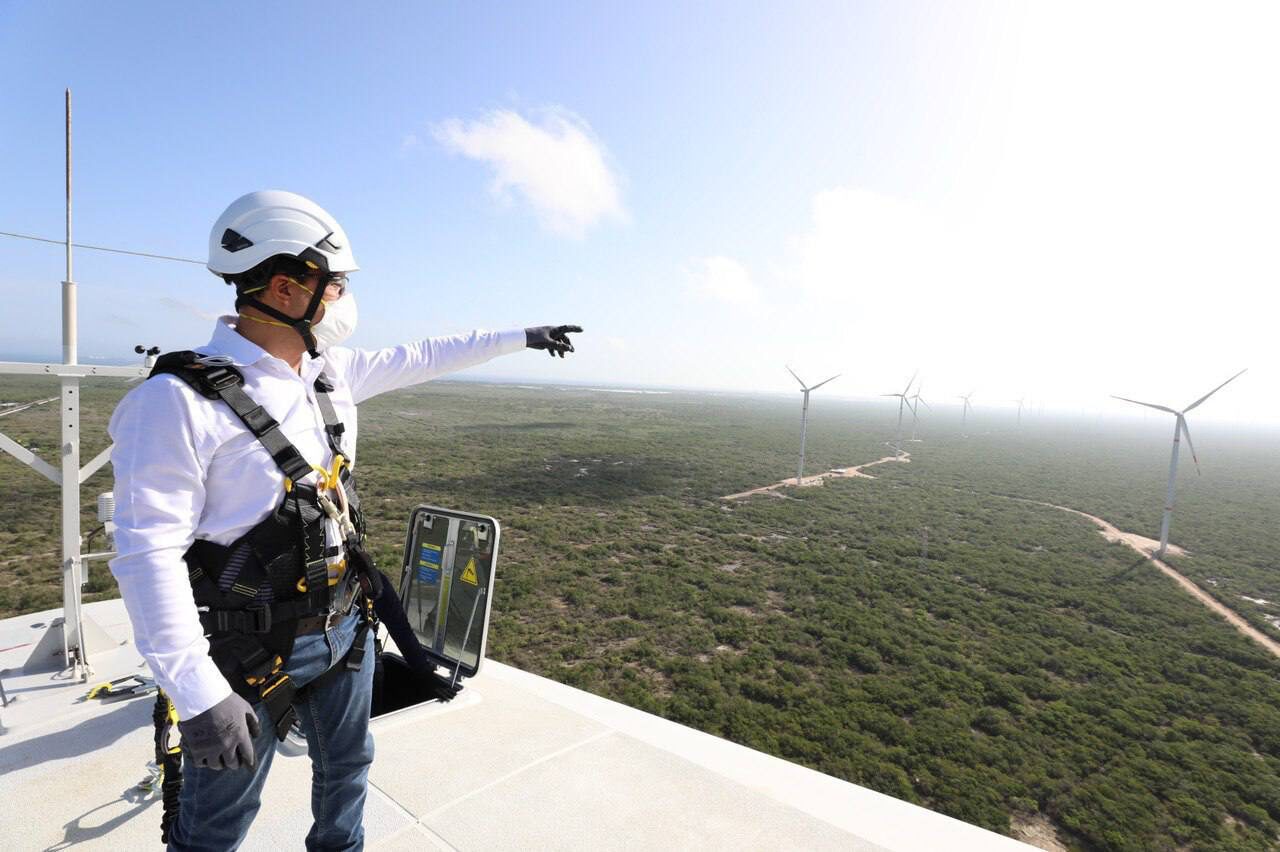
{"left": 2, "top": 374, "right": 1278, "bottom": 849}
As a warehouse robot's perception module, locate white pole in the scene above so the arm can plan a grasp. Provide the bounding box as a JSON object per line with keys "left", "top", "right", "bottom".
{"left": 797, "top": 390, "right": 809, "bottom": 484}
{"left": 60, "top": 88, "right": 86, "bottom": 674}
{"left": 895, "top": 397, "right": 905, "bottom": 456}
{"left": 63, "top": 88, "right": 76, "bottom": 366}
{"left": 1157, "top": 415, "right": 1182, "bottom": 558}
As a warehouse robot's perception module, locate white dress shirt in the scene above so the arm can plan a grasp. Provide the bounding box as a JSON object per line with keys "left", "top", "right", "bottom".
{"left": 109, "top": 317, "right": 526, "bottom": 719}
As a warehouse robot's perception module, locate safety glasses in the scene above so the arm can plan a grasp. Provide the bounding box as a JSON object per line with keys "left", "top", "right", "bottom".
{"left": 319, "top": 273, "right": 349, "bottom": 298}
{"left": 291, "top": 273, "right": 349, "bottom": 300}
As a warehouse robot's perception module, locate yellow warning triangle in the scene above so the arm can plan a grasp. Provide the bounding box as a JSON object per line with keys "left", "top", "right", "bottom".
{"left": 460, "top": 557, "right": 479, "bottom": 586}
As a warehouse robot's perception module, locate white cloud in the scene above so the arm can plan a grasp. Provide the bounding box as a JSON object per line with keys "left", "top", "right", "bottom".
{"left": 685, "top": 256, "right": 761, "bottom": 308}
{"left": 433, "top": 108, "right": 625, "bottom": 237}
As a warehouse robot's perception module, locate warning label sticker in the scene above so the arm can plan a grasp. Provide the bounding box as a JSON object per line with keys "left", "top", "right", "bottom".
{"left": 459, "top": 557, "right": 479, "bottom": 586}
{"left": 416, "top": 543, "right": 443, "bottom": 584}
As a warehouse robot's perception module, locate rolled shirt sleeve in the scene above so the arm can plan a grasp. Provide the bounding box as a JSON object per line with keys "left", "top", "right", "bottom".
{"left": 108, "top": 376, "right": 232, "bottom": 719}
{"left": 328, "top": 328, "right": 527, "bottom": 404}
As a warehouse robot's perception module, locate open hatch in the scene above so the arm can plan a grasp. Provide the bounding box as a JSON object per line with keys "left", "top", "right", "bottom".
{"left": 371, "top": 505, "right": 500, "bottom": 718}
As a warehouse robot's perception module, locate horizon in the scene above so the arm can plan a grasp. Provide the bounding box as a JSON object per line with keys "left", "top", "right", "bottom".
{"left": 2, "top": 345, "right": 1275, "bottom": 436}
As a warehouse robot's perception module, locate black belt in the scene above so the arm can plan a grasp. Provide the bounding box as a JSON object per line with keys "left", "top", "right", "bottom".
{"left": 296, "top": 610, "right": 349, "bottom": 635}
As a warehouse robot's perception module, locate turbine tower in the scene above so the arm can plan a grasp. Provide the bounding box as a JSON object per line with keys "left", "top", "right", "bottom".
{"left": 787, "top": 366, "right": 839, "bottom": 485}
{"left": 958, "top": 391, "right": 975, "bottom": 435}
{"left": 909, "top": 383, "right": 930, "bottom": 441}
{"left": 882, "top": 372, "right": 917, "bottom": 456}
{"left": 1112, "top": 369, "right": 1246, "bottom": 558}
{"left": 1015, "top": 396, "right": 1025, "bottom": 426}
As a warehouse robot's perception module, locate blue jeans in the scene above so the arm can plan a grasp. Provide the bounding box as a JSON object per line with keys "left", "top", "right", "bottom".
{"left": 167, "top": 612, "right": 376, "bottom": 851}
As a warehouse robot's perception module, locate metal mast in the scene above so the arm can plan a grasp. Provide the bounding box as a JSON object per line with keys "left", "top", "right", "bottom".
{"left": 60, "top": 87, "right": 86, "bottom": 677}
{"left": 0, "top": 91, "right": 150, "bottom": 678}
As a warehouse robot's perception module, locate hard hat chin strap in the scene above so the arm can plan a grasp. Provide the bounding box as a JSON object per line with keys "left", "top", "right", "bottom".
{"left": 236, "top": 280, "right": 328, "bottom": 358}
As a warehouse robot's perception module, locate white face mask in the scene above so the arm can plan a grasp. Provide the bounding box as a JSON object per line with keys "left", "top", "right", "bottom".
{"left": 312, "top": 292, "right": 358, "bottom": 351}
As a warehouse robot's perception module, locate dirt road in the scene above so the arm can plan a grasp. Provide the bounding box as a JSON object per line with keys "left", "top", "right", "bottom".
{"left": 1029, "top": 500, "right": 1280, "bottom": 660}
{"left": 721, "top": 453, "right": 1280, "bottom": 660}
{"left": 721, "top": 453, "right": 909, "bottom": 500}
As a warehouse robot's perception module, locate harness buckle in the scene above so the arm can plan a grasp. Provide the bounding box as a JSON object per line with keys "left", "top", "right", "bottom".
{"left": 246, "top": 603, "right": 273, "bottom": 633}
{"left": 203, "top": 367, "right": 242, "bottom": 392}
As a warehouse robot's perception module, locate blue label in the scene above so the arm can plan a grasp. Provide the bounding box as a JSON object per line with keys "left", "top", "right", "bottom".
{"left": 416, "top": 564, "right": 441, "bottom": 584}
{"left": 419, "top": 544, "right": 443, "bottom": 565}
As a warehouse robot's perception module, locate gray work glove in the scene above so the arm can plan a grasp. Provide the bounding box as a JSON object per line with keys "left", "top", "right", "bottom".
{"left": 178, "top": 691, "right": 261, "bottom": 770}
{"left": 525, "top": 325, "right": 582, "bottom": 358}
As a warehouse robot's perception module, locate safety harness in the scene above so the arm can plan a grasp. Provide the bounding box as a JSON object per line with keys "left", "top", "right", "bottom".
{"left": 146, "top": 350, "right": 382, "bottom": 842}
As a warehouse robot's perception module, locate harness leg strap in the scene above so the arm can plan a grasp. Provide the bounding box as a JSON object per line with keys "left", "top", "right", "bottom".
{"left": 261, "top": 672, "right": 298, "bottom": 741}
{"left": 345, "top": 620, "right": 371, "bottom": 672}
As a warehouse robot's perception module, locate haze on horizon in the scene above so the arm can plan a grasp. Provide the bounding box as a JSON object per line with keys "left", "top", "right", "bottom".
{"left": 1, "top": 2, "right": 1276, "bottom": 424}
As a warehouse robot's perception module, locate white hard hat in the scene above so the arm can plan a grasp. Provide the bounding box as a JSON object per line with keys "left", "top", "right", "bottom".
{"left": 207, "top": 190, "right": 358, "bottom": 277}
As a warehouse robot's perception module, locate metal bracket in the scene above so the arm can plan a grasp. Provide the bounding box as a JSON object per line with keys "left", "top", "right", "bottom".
{"left": 0, "top": 431, "right": 60, "bottom": 484}
{"left": 0, "top": 361, "right": 148, "bottom": 379}
{"left": 78, "top": 444, "right": 113, "bottom": 484}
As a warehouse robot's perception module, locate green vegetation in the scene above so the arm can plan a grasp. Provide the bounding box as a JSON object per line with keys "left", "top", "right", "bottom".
{"left": 2, "top": 374, "right": 1279, "bottom": 849}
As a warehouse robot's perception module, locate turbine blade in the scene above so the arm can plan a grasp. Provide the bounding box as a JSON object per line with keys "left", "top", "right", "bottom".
{"left": 918, "top": 397, "right": 932, "bottom": 410}
{"left": 1184, "top": 368, "right": 1247, "bottom": 413}
{"left": 785, "top": 365, "right": 807, "bottom": 389}
{"left": 809, "top": 374, "right": 840, "bottom": 391}
{"left": 1111, "top": 395, "right": 1178, "bottom": 415}
{"left": 902, "top": 370, "right": 918, "bottom": 396}
{"left": 1179, "top": 416, "right": 1201, "bottom": 475}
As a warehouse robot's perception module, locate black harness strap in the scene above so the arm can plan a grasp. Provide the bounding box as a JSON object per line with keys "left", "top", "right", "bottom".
{"left": 149, "top": 353, "right": 312, "bottom": 483}
{"left": 313, "top": 374, "right": 346, "bottom": 457}
{"left": 215, "top": 380, "right": 313, "bottom": 483}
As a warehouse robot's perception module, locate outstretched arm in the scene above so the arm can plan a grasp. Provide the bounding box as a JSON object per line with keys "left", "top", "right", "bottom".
{"left": 334, "top": 325, "right": 584, "bottom": 404}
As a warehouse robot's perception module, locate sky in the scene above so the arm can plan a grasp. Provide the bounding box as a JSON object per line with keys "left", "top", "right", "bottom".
{"left": 1, "top": 2, "right": 1277, "bottom": 424}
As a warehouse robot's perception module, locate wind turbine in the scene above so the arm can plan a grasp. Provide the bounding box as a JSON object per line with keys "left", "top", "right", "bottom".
{"left": 1112, "top": 369, "right": 1246, "bottom": 558}
{"left": 1015, "top": 396, "right": 1025, "bottom": 426}
{"left": 909, "top": 383, "right": 930, "bottom": 441}
{"left": 787, "top": 366, "right": 840, "bottom": 485}
{"left": 958, "top": 391, "right": 975, "bottom": 435}
{"left": 882, "top": 371, "right": 917, "bottom": 456}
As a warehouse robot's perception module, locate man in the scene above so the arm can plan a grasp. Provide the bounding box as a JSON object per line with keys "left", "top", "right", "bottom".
{"left": 108, "top": 190, "right": 580, "bottom": 851}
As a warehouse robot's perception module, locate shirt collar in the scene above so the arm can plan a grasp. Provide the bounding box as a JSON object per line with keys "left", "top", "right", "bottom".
{"left": 204, "top": 316, "right": 272, "bottom": 367}
{"left": 203, "top": 316, "right": 328, "bottom": 381}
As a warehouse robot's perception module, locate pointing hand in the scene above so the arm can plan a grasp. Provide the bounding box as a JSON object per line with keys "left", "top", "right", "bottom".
{"left": 525, "top": 325, "right": 583, "bottom": 358}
